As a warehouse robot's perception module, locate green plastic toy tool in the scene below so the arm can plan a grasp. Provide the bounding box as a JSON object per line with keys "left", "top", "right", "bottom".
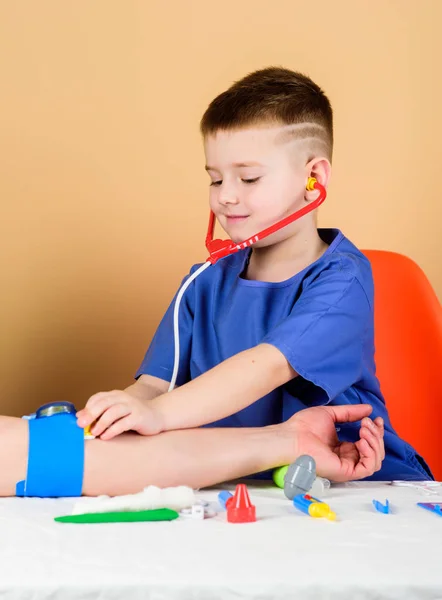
{"left": 55, "top": 508, "right": 179, "bottom": 524}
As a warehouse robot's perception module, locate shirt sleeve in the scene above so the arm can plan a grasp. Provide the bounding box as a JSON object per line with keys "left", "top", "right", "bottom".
{"left": 261, "top": 269, "right": 372, "bottom": 405}
{"left": 134, "top": 266, "right": 199, "bottom": 385}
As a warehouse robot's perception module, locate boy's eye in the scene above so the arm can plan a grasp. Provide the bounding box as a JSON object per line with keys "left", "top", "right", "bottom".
{"left": 209, "top": 177, "right": 260, "bottom": 187}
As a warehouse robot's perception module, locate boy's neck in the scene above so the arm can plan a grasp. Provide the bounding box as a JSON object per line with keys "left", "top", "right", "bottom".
{"left": 245, "top": 226, "right": 329, "bottom": 283}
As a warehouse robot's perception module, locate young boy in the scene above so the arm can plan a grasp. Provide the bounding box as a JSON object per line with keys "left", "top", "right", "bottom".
{"left": 77, "top": 67, "right": 432, "bottom": 488}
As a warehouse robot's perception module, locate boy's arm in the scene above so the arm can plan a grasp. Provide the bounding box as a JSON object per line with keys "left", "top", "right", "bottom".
{"left": 125, "top": 374, "right": 169, "bottom": 402}
{"left": 150, "top": 343, "right": 297, "bottom": 432}
{"left": 0, "top": 403, "right": 383, "bottom": 496}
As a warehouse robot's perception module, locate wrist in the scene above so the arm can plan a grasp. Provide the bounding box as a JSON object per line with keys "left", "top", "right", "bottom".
{"left": 268, "top": 422, "right": 299, "bottom": 467}
{"left": 147, "top": 396, "right": 169, "bottom": 434}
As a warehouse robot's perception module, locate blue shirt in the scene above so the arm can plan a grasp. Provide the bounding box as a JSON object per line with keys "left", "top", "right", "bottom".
{"left": 136, "top": 229, "right": 432, "bottom": 481}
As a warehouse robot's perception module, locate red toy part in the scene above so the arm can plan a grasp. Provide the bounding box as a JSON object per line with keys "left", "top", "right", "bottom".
{"left": 205, "top": 181, "right": 326, "bottom": 264}
{"left": 227, "top": 484, "right": 256, "bottom": 523}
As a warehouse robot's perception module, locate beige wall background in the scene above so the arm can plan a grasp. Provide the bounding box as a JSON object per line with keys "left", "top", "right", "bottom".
{"left": 0, "top": 0, "right": 441, "bottom": 416}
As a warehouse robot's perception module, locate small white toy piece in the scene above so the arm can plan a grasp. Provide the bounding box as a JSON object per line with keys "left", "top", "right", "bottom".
{"left": 180, "top": 504, "right": 205, "bottom": 520}
{"left": 179, "top": 503, "right": 217, "bottom": 520}
{"left": 310, "top": 476, "right": 331, "bottom": 496}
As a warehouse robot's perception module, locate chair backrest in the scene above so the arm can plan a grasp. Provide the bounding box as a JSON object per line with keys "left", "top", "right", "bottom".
{"left": 363, "top": 249, "right": 442, "bottom": 480}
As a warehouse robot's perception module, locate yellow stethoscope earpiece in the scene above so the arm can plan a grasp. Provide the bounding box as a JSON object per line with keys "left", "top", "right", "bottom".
{"left": 306, "top": 177, "right": 317, "bottom": 191}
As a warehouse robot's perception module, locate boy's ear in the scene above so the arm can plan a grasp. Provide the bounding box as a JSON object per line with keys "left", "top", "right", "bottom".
{"left": 305, "top": 158, "right": 331, "bottom": 201}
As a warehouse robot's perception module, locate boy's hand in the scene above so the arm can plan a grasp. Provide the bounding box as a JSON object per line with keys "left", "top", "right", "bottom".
{"left": 285, "top": 404, "right": 385, "bottom": 482}
{"left": 76, "top": 390, "right": 165, "bottom": 441}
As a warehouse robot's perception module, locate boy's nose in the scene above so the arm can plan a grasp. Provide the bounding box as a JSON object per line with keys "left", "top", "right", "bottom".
{"left": 219, "top": 189, "right": 240, "bottom": 205}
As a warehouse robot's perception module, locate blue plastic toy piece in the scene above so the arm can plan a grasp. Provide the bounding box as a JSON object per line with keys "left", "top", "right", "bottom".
{"left": 218, "top": 490, "right": 233, "bottom": 509}
{"left": 417, "top": 502, "right": 442, "bottom": 517}
{"left": 372, "top": 499, "right": 390, "bottom": 514}
{"left": 36, "top": 401, "right": 77, "bottom": 419}
{"left": 16, "top": 403, "right": 85, "bottom": 497}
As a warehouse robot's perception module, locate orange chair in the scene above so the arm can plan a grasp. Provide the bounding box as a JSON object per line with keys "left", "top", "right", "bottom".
{"left": 362, "top": 250, "right": 442, "bottom": 480}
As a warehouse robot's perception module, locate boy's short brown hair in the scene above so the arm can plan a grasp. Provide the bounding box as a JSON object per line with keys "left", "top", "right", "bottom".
{"left": 200, "top": 67, "right": 333, "bottom": 161}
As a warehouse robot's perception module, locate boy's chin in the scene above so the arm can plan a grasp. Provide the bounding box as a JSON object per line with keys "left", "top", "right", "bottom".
{"left": 228, "top": 233, "right": 245, "bottom": 244}
{"left": 219, "top": 227, "right": 245, "bottom": 244}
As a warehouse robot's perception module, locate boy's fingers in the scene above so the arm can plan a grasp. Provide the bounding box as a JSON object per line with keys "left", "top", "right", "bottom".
{"left": 360, "top": 417, "right": 385, "bottom": 471}
{"left": 327, "top": 404, "right": 373, "bottom": 424}
{"left": 80, "top": 390, "right": 121, "bottom": 414}
{"left": 84, "top": 391, "right": 113, "bottom": 409}
{"left": 360, "top": 426, "right": 382, "bottom": 471}
{"left": 92, "top": 404, "right": 130, "bottom": 437}
{"left": 368, "top": 417, "right": 385, "bottom": 460}
{"left": 76, "top": 409, "right": 95, "bottom": 428}
{"left": 100, "top": 416, "right": 133, "bottom": 441}
{"left": 353, "top": 438, "right": 376, "bottom": 479}
{"left": 375, "top": 420, "right": 386, "bottom": 461}
{"left": 77, "top": 392, "right": 112, "bottom": 425}
{"left": 374, "top": 416, "right": 385, "bottom": 456}
{"left": 362, "top": 417, "right": 379, "bottom": 436}
{"left": 76, "top": 408, "right": 85, "bottom": 421}
{"left": 362, "top": 419, "right": 382, "bottom": 455}
{"left": 77, "top": 395, "right": 122, "bottom": 427}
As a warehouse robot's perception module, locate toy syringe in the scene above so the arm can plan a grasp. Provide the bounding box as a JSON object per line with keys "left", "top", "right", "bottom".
{"left": 293, "top": 494, "right": 336, "bottom": 521}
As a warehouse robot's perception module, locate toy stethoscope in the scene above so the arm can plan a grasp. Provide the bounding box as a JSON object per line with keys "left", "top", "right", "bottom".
{"left": 169, "top": 177, "right": 327, "bottom": 391}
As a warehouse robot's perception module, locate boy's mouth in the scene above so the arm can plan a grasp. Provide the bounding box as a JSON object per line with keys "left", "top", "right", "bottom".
{"left": 225, "top": 214, "right": 249, "bottom": 222}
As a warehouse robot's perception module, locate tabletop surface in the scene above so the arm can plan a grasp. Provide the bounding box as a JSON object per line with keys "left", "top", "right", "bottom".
{"left": 1, "top": 480, "right": 441, "bottom": 600}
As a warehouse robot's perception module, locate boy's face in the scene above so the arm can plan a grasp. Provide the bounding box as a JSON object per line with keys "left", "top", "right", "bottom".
{"left": 204, "top": 125, "right": 311, "bottom": 245}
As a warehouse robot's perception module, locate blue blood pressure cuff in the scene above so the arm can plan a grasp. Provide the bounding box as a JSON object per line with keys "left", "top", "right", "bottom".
{"left": 16, "top": 401, "right": 85, "bottom": 497}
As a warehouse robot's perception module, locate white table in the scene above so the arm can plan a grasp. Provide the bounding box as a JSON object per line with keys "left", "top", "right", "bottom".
{"left": 1, "top": 481, "right": 441, "bottom": 599}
